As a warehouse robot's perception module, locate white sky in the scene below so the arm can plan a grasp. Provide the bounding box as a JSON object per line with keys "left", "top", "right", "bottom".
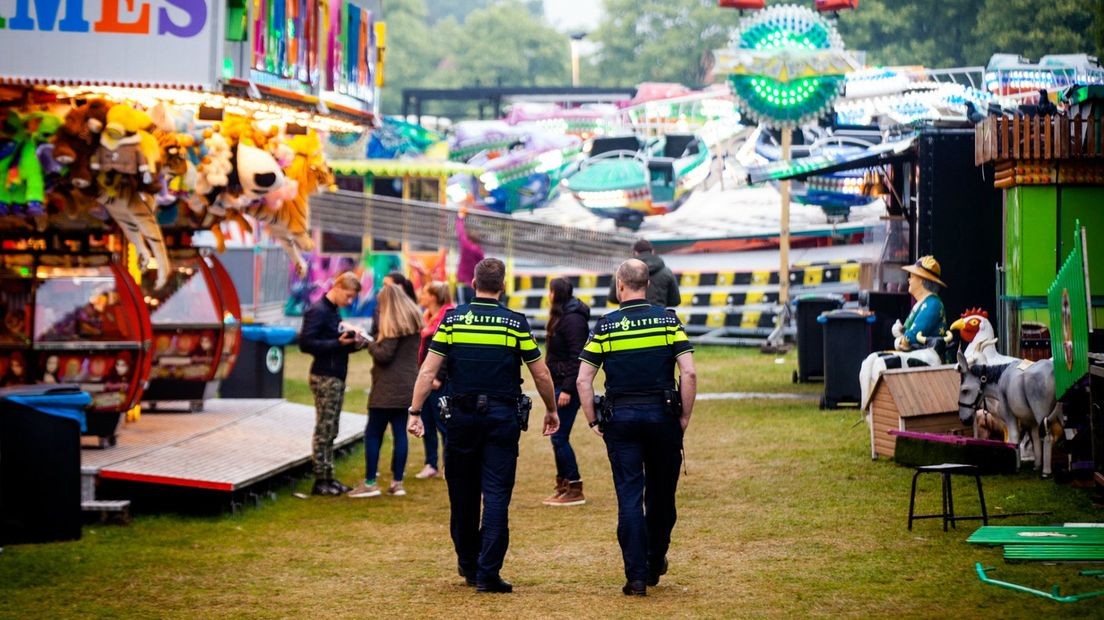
{"left": 543, "top": 0, "right": 605, "bottom": 33}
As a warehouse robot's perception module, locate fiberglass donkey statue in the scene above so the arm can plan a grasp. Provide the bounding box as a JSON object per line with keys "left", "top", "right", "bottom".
{"left": 956, "top": 351, "right": 1060, "bottom": 477}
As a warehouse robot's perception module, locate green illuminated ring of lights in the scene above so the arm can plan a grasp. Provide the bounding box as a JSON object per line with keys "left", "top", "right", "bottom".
{"left": 724, "top": 5, "right": 847, "bottom": 128}
{"left": 729, "top": 74, "right": 844, "bottom": 125}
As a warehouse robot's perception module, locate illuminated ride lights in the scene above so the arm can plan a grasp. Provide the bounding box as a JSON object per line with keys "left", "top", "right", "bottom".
{"left": 715, "top": 4, "right": 853, "bottom": 129}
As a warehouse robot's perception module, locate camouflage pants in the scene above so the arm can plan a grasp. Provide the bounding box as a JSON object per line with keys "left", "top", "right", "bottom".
{"left": 309, "top": 374, "right": 346, "bottom": 479}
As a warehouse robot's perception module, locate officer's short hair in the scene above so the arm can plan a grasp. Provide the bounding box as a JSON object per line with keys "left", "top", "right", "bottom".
{"left": 474, "top": 258, "right": 506, "bottom": 293}
{"left": 616, "top": 259, "right": 649, "bottom": 292}
{"left": 632, "top": 239, "right": 654, "bottom": 254}
{"left": 333, "top": 272, "right": 362, "bottom": 293}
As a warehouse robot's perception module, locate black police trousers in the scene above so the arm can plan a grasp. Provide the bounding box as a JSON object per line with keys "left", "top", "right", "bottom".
{"left": 445, "top": 403, "right": 521, "bottom": 581}
{"left": 603, "top": 403, "right": 683, "bottom": 582}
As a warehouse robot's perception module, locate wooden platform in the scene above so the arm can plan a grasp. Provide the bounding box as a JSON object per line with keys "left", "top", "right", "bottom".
{"left": 81, "top": 399, "right": 366, "bottom": 492}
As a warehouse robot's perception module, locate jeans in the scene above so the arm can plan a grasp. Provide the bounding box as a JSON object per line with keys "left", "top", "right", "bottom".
{"left": 550, "top": 389, "right": 581, "bottom": 481}
{"left": 603, "top": 404, "right": 682, "bottom": 582}
{"left": 421, "top": 385, "right": 449, "bottom": 469}
{"left": 445, "top": 403, "right": 520, "bottom": 582}
{"left": 364, "top": 408, "right": 409, "bottom": 482}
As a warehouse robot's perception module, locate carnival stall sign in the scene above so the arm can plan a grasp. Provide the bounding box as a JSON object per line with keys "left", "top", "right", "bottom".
{"left": 0, "top": 234, "right": 152, "bottom": 446}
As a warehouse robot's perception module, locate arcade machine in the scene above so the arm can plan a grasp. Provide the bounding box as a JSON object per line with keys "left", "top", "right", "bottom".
{"left": 139, "top": 242, "right": 241, "bottom": 411}
{"left": 0, "top": 234, "right": 153, "bottom": 446}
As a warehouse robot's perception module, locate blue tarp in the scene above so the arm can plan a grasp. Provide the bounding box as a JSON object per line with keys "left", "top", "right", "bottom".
{"left": 241, "top": 325, "right": 298, "bottom": 346}
{"left": 2, "top": 392, "right": 92, "bottom": 433}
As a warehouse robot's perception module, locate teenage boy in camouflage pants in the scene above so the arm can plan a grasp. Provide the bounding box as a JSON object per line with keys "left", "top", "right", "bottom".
{"left": 299, "top": 272, "right": 361, "bottom": 496}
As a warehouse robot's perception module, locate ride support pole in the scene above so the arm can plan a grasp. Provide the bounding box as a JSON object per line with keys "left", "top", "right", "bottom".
{"left": 779, "top": 127, "right": 792, "bottom": 306}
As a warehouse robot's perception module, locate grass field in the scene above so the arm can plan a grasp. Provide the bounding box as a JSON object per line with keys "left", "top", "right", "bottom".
{"left": 2, "top": 346, "right": 1102, "bottom": 618}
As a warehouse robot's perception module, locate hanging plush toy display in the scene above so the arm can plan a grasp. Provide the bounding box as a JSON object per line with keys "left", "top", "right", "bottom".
{"left": 244, "top": 130, "right": 333, "bottom": 276}
{"left": 0, "top": 89, "right": 344, "bottom": 289}
{"left": 1, "top": 110, "right": 62, "bottom": 226}
{"left": 90, "top": 103, "right": 172, "bottom": 289}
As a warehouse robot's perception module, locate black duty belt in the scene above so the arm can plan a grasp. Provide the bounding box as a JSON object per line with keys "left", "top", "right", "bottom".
{"left": 452, "top": 393, "right": 518, "bottom": 411}
{"left": 608, "top": 392, "right": 666, "bottom": 407}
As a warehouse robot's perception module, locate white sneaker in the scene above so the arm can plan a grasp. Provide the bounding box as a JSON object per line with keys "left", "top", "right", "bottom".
{"left": 347, "top": 481, "right": 381, "bottom": 498}
{"left": 415, "top": 465, "right": 439, "bottom": 479}
{"left": 388, "top": 481, "right": 407, "bottom": 497}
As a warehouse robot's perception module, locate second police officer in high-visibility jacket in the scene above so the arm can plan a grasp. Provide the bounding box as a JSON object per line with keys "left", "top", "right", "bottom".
{"left": 577, "top": 258, "right": 697, "bottom": 597}
{"left": 408, "top": 258, "right": 559, "bottom": 594}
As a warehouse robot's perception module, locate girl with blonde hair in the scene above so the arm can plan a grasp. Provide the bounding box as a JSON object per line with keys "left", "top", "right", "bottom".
{"left": 348, "top": 284, "right": 425, "bottom": 498}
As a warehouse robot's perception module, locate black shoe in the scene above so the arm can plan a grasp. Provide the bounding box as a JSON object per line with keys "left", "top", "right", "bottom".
{"left": 476, "top": 577, "right": 513, "bottom": 593}
{"left": 647, "top": 557, "right": 668, "bottom": 587}
{"left": 622, "top": 580, "right": 647, "bottom": 596}
{"left": 330, "top": 480, "right": 353, "bottom": 494}
{"left": 311, "top": 480, "right": 342, "bottom": 496}
{"left": 458, "top": 566, "right": 477, "bottom": 587}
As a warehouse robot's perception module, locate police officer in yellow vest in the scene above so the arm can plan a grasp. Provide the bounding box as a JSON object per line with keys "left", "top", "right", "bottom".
{"left": 408, "top": 258, "right": 559, "bottom": 594}
{"left": 577, "top": 258, "right": 698, "bottom": 596}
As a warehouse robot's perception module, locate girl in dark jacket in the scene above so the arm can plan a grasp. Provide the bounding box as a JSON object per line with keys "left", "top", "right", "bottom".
{"left": 348, "top": 285, "right": 424, "bottom": 498}
{"left": 542, "top": 277, "right": 590, "bottom": 506}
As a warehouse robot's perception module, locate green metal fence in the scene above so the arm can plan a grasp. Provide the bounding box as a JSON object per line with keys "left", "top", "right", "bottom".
{"left": 1047, "top": 222, "right": 1092, "bottom": 399}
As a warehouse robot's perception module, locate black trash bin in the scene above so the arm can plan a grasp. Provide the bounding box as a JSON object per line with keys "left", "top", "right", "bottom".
{"left": 0, "top": 384, "right": 91, "bottom": 544}
{"left": 219, "top": 325, "right": 298, "bottom": 399}
{"left": 793, "top": 295, "right": 844, "bottom": 383}
{"left": 817, "top": 310, "right": 875, "bottom": 409}
{"left": 862, "top": 291, "right": 912, "bottom": 352}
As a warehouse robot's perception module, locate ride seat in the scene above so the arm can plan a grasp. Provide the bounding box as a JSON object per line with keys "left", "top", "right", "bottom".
{"left": 662, "top": 134, "right": 698, "bottom": 158}
{"left": 647, "top": 158, "right": 675, "bottom": 184}
{"left": 590, "top": 136, "right": 643, "bottom": 157}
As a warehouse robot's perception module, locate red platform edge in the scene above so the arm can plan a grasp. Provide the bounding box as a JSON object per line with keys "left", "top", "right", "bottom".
{"left": 97, "top": 470, "right": 234, "bottom": 492}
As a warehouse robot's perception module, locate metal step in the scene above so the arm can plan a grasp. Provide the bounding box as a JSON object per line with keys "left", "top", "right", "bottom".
{"left": 81, "top": 500, "right": 130, "bottom": 512}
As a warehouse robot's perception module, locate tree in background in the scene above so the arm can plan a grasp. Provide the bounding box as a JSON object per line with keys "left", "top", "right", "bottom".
{"left": 834, "top": 0, "right": 980, "bottom": 68}
{"left": 970, "top": 0, "right": 1097, "bottom": 65}
{"left": 592, "top": 0, "right": 743, "bottom": 88}
{"left": 379, "top": 0, "right": 1104, "bottom": 119}
{"left": 423, "top": 0, "right": 541, "bottom": 24}
{"left": 379, "top": 0, "right": 445, "bottom": 114}
{"left": 381, "top": 0, "right": 568, "bottom": 116}
{"left": 835, "top": 0, "right": 1100, "bottom": 67}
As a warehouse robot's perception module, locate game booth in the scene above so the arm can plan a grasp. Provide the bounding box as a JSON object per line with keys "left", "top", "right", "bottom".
{"left": 0, "top": 0, "right": 381, "bottom": 509}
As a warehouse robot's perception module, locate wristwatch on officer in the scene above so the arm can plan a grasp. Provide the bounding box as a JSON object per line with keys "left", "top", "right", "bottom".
{"left": 408, "top": 407, "right": 421, "bottom": 415}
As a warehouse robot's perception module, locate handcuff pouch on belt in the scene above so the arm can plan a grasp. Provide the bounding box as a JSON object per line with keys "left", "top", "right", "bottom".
{"left": 437, "top": 395, "right": 452, "bottom": 422}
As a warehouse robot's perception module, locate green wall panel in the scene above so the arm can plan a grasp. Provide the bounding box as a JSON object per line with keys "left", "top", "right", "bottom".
{"left": 1058, "top": 186, "right": 1104, "bottom": 295}
{"left": 1005, "top": 186, "right": 1058, "bottom": 297}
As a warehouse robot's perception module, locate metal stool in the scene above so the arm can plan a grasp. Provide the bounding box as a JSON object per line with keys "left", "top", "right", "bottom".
{"left": 907, "top": 463, "right": 989, "bottom": 531}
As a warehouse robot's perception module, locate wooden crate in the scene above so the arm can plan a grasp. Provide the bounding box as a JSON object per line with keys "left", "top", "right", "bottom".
{"left": 869, "top": 365, "right": 965, "bottom": 458}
